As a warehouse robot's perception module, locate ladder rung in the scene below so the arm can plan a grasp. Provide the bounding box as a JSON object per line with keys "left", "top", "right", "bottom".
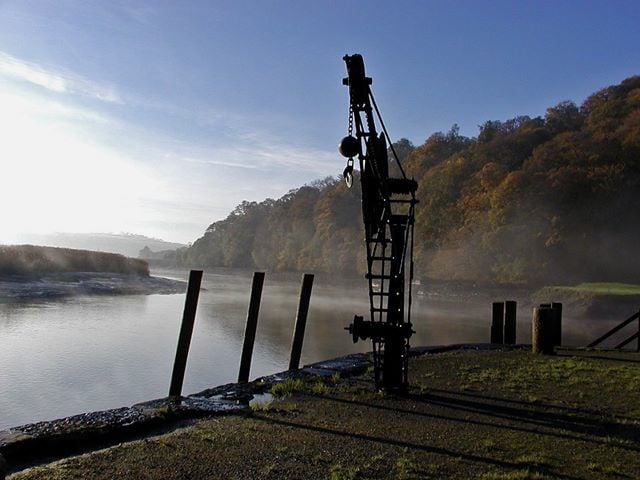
{"left": 389, "top": 215, "right": 413, "bottom": 225}
{"left": 372, "top": 308, "right": 389, "bottom": 312}
{"left": 386, "top": 178, "right": 418, "bottom": 194}
{"left": 366, "top": 273, "right": 392, "bottom": 280}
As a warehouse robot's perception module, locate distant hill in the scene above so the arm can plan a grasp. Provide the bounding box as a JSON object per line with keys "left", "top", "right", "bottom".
{"left": 9, "top": 233, "right": 186, "bottom": 259}
{"left": 175, "top": 75, "right": 640, "bottom": 285}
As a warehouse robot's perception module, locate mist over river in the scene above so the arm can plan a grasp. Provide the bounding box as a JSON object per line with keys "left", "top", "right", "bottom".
{"left": 0, "top": 269, "right": 625, "bottom": 430}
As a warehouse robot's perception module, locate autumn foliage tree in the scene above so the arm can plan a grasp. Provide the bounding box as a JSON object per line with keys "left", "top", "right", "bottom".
{"left": 180, "top": 75, "right": 640, "bottom": 285}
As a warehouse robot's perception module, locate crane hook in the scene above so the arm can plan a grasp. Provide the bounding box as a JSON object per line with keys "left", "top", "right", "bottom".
{"left": 343, "top": 158, "right": 354, "bottom": 188}
{"left": 339, "top": 135, "right": 358, "bottom": 189}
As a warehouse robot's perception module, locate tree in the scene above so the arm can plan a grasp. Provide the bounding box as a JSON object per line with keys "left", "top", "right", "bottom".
{"left": 545, "top": 100, "right": 584, "bottom": 134}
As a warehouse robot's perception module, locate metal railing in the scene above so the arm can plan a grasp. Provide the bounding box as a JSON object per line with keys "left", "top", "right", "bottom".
{"left": 587, "top": 309, "right": 640, "bottom": 351}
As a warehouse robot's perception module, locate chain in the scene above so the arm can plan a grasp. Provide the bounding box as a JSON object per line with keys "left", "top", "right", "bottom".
{"left": 348, "top": 105, "right": 354, "bottom": 138}
{"left": 343, "top": 105, "right": 355, "bottom": 188}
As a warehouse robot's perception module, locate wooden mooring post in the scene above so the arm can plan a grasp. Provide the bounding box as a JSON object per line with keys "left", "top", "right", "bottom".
{"left": 289, "top": 273, "right": 314, "bottom": 370}
{"left": 490, "top": 302, "right": 504, "bottom": 344}
{"left": 238, "top": 272, "right": 265, "bottom": 383}
{"left": 532, "top": 306, "right": 554, "bottom": 354}
{"left": 551, "top": 302, "right": 563, "bottom": 346}
{"left": 169, "top": 270, "right": 203, "bottom": 398}
{"left": 504, "top": 300, "right": 517, "bottom": 344}
{"left": 491, "top": 300, "right": 517, "bottom": 345}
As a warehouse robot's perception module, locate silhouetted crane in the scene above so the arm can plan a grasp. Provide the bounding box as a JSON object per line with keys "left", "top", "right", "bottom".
{"left": 339, "top": 54, "right": 418, "bottom": 391}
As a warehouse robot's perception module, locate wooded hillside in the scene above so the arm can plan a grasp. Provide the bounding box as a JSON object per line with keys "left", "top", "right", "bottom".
{"left": 177, "top": 76, "right": 640, "bottom": 284}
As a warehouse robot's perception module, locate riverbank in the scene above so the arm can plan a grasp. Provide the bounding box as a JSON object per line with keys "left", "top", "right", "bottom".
{"left": 3, "top": 346, "right": 639, "bottom": 479}
{"left": 0, "top": 245, "right": 186, "bottom": 299}
{"left": 533, "top": 283, "right": 640, "bottom": 320}
{"left": 0, "top": 272, "right": 186, "bottom": 300}
{"left": 0, "top": 245, "right": 149, "bottom": 278}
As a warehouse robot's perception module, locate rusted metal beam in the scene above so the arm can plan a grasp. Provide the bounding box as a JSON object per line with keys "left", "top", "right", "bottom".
{"left": 587, "top": 310, "right": 640, "bottom": 348}
{"left": 614, "top": 331, "right": 639, "bottom": 349}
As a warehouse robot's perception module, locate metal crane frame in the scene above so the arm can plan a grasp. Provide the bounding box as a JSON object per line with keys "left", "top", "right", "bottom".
{"left": 339, "top": 54, "right": 418, "bottom": 391}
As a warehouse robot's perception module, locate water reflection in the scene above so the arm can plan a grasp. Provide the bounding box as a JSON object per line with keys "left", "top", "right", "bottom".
{"left": 0, "top": 268, "right": 630, "bottom": 430}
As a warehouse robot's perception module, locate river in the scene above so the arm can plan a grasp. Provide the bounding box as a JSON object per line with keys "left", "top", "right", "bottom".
{"left": 0, "top": 268, "right": 622, "bottom": 430}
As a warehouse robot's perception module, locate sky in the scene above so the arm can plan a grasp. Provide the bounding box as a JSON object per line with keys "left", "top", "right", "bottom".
{"left": 0, "top": 1, "right": 638, "bottom": 244}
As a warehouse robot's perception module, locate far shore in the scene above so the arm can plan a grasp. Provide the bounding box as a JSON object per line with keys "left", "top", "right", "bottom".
{"left": 0, "top": 271, "right": 186, "bottom": 300}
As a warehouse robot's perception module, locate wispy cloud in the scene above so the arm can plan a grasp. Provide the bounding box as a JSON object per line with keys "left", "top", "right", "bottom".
{"left": 118, "top": 4, "right": 160, "bottom": 25}
{"left": 252, "top": 142, "right": 339, "bottom": 175}
{"left": 170, "top": 139, "right": 339, "bottom": 176}
{"left": 179, "top": 155, "right": 262, "bottom": 170}
{"left": 0, "top": 51, "right": 121, "bottom": 103}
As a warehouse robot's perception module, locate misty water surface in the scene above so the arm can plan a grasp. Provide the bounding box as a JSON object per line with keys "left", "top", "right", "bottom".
{"left": 0, "top": 269, "right": 624, "bottom": 430}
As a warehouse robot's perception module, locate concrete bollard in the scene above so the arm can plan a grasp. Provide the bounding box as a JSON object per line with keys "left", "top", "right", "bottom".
{"left": 491, "top": 302, "right": 504, "bottom": 344}
{"left": 532, "top": 307, "right": 555, "bottom": 354}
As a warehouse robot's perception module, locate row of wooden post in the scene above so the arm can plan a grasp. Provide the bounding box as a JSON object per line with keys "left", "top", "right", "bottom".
{"left": 491, "top": 300, "right": 563, "bottom": 354}
{"left": 491, "top": 301, "right": 517, "bottom": 345}
{"left": 169, "top": 270, "right": 314, "bottom": 399}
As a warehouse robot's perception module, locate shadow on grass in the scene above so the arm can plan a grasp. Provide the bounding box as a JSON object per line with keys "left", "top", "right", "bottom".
{"left": 314, "top": 391, "right": 639, "bottom": 453}
{"left": 556, "top": 353, "right": 640, "bottom": 364}
{"left": 428, "top": 387, "right": 640, "bottom": 423}
{"left": 252, "top": 411, "right": 582, "bottom": 480}
{"left": 411, "top": 391, "right": 640, "bottom": 447}
{"left": 253, "top": 414, "right": 516, "bottom": 471}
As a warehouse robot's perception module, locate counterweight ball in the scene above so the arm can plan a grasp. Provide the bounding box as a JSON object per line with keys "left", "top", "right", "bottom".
{"left": 339, "top": 135, "right": 359, "bottom": 158}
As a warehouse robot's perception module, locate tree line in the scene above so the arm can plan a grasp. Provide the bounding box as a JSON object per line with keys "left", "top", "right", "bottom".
{"left": 163, "top": 75, "right": 640, "bottom": 285}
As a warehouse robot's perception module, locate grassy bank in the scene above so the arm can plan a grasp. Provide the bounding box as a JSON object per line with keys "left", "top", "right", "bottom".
{"left": 0, "top": 245, "right": 149, "bottom": 277}
{"left": 550, "top": 282, "right": 640, "bottom": 295}
{"left": 9, "top": 349, "right": 640, "bottom": 479}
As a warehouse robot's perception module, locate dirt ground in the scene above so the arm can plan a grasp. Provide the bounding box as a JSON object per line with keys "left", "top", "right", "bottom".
{"left": 9, "top": 349, "right": 640, "bottom": 479}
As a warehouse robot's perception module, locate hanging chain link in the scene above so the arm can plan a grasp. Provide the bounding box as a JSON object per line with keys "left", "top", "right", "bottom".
{"left": 343, "top": 104, "right": 355, "bottom": 187}
{"left": 347, "top": 104, "right": 355, "bottom": 168}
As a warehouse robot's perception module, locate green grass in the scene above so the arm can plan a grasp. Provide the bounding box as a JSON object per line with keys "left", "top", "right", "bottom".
{"left": 393, "top": 450, "right": 419, "bottom": 479}
{"left": 10, "top": 350, "right": 640, "bottom": 480}
{"left": 271, "top": 378, "right": 306, "bottom": 398}
{"left": 310, "top": 379, "right": 329, "bottom": 396}
{"left": 552, "top": 282, "right": 640, "bottom": 295}
{"left": 480, "top": 469, "right": 556, "bottom": 480}
{"left": 456, "top": 355, "right": 640, "bottom": 394}
{"left": 249, "top": 399, "right": 273, "bottom": 412}
{"left": 329, "top": 463, "right": 360, "bottom": 480}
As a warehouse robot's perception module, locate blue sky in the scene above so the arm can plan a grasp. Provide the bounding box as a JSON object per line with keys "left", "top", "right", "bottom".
{"left": 0, "top": 1, "right": 638, "bottom": 244}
